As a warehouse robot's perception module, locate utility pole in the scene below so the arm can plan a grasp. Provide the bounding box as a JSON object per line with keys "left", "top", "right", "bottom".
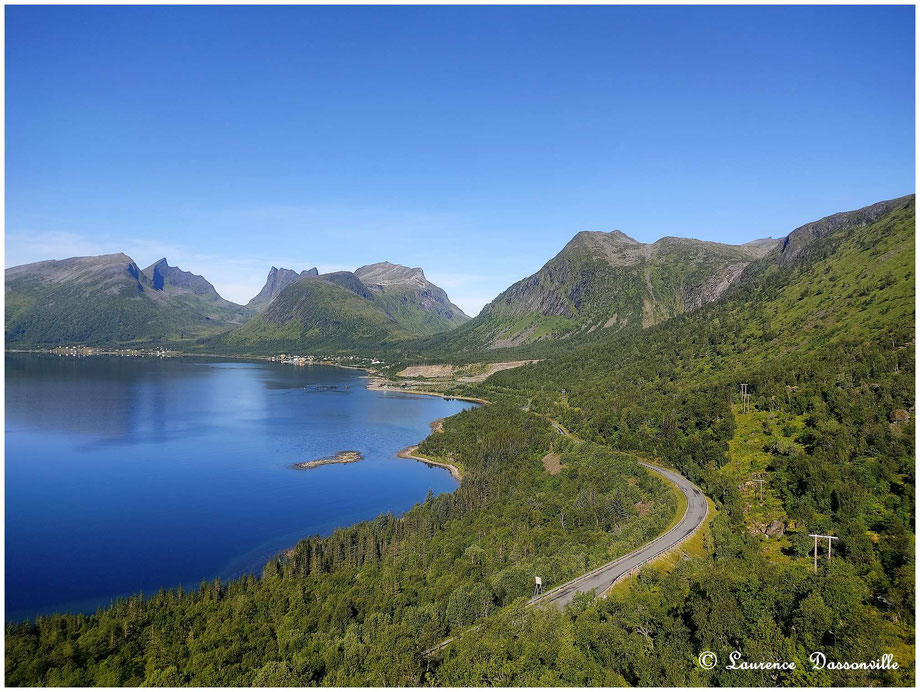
{"left": 808, "top": 534, "right": 839, "bottom": 574}
{"left": 751, "top": 475, "right": 765, "bottom": 503}
{"left": 740, "top": 383, "right": 751, "bottom": 413}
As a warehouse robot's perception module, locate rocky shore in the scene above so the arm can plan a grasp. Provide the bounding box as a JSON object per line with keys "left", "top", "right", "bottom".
{"left": 291, "top": 450, "right": 363, "bottom": 470}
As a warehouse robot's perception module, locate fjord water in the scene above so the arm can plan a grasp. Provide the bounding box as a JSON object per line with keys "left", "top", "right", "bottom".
{"left": 5, "top": 354, "right": 471, "bottom": 622}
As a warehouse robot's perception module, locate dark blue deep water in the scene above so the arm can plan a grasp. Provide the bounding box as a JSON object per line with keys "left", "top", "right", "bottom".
{"left": 5, "top": 354, "right": 471, "bottom": 621}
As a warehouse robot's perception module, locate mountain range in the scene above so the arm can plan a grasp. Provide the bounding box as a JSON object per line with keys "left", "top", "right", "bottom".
{"left": 5, "top": 254, "right": 470, "bottom": 350}
{"left": 4, "top": 195, "right": 913, "bottom": 356}
{"left": 5, "top": 254, "right": 246, "bottom": 347}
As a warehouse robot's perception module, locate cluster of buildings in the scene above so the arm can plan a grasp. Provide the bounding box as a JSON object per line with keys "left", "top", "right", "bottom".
{"left": 50, "top": 345, "right": 174, "bottom": 358}
{"left": 270, "top": 353, "right": 386, "bottom": 368}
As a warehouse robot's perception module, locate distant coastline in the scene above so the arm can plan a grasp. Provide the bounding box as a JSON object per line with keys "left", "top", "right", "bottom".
{"left": 6, "top": 348, "right": 489, "bottom": 407}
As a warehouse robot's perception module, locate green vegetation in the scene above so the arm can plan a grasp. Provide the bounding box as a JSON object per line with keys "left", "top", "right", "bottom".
{"left": 5, "top": 257, "right": 467, "bottom": 352}
{"left": 205, "top": 269, "right": 471, "bottom": 355}
{"left": 371, "top": 286, "right": 469, "bottom": 336}
{"left": 447, "top": 196, "right": 915, "bottom": 684}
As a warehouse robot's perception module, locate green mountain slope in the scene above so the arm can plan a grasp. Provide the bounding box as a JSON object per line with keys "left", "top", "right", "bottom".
{"left": 478, "top": 194, "right": 913, "bottom": 473}
{"left": 209, "top": 272, "right": 411, "bottom": 353}
{"left": 437, "top": 230, "right": 779, "bottom": 353}
{"left": 210, "top": 264, "right": 469, "bottom": 354}
{"left": 5, "top": 254, "right": 244, "bottom": 347}
{"left": 143, "top": 258, "right": 251, "bottom": 324}
{"left": 441, "top": 195, "right": 914, "bottom": 681}
{"left": 354, "top": 262, "right": 470, "bottom": 334}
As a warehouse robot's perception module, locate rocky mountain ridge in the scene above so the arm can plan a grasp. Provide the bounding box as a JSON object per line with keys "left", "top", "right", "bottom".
{"left": 247, "top": 266, "right": 319, "bottom": 310}
{"left": 439, "top": 229, "right": 781, "bottom": 351}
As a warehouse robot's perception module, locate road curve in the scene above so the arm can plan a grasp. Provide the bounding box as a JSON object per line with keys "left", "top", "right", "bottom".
{"left": 423, "top": 460, "right": 709, "bottom": 656}
{"left": 530, "top": 460, "right": 708, "bottom": 608}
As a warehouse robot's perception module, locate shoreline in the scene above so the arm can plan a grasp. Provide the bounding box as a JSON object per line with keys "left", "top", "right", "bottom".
{"left": 365, "top": 376, "right": 490, "bottom": 405}
{"left": 397, "top": 445, "right": 462, "bottom": 482}
{"left": 9, "top": 348, "right": 490, "bottom": 406}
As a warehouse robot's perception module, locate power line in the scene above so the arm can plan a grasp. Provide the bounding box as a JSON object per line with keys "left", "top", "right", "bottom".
{"left": 808, "top": 534, "right": 839, "bottom": 574}
{"left": 740, "top": 383, "right": 752, "bottom": 413}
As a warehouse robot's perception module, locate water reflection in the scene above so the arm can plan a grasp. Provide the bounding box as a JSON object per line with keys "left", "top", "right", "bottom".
{"left": 5, "top": 354, "right": 473, "bottom": 621}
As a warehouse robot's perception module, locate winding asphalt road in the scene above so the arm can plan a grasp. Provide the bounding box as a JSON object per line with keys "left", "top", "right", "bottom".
{"left": 422, "top": 420, "right": 710, "bottom": 656}
{"left": 529, "top": 460, "right": 709, "bottom": 608}
{"left": 422, "top": 458, "right": 709, "bottom": 656}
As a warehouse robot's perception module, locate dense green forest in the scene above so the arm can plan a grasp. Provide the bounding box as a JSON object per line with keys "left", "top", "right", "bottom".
{"left": 5, "top": 198, "right": 915, "bottom": 686}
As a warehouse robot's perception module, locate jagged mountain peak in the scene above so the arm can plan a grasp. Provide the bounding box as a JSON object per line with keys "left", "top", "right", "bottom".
{"left": 219, "top": 261, "right": 470, "bottom": 353}
{"left": 141, "top": 257, "right": 221, "bottom": 297}
{"left": 248, "top": 265, "right": 319, "bottom": 310}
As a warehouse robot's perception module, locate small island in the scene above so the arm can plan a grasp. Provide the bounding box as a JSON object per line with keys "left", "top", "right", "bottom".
{"left": 291, "top": 450, "right": 363, "bottom": 470}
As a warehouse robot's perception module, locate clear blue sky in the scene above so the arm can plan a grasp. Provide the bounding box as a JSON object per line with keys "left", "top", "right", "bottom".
{"left": 5, "top": 5, "right": 915, "bottom": 314}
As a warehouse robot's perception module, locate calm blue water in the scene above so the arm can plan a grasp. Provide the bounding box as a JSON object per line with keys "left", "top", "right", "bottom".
{"left": 5, "top": 354, "right": 471, "bottom": 622}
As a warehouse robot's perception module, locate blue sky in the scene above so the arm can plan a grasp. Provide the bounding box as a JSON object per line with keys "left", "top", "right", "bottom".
{"left": 5, "top": 5, "right": 915, "bottom": 315}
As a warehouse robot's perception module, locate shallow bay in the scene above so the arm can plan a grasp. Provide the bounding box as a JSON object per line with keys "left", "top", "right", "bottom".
{"left": 5, "top": 354, "right": 471, "bottom": 621}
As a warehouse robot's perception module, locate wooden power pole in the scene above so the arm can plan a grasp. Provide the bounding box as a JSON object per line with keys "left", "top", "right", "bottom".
{"left": 808, "top": 534, "right": 839, "bottom": 574}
